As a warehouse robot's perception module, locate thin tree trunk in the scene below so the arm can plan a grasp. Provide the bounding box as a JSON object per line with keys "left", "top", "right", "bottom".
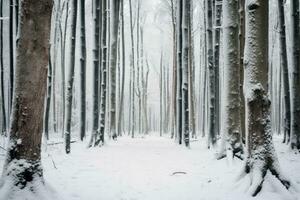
{"left": 176, "top": 0, "right": 183, "bottom": 145}
{"left": 110, "top": 0, "right": 120, "bottom": 140}
{"left": 129, "top": 0, "right": 135, "bottom": 138}
{"left": 0, "top": 0, "right": 7, "bottom": 136}
{"left": 79, "top": 0, "right": 87, "bottom": 141}
{"left": 117, "top": 0, "right": 126, "bottom": 136}
{"left": 99, "top": 0, "right": 108, "bottom": 145}
{"left": 64, "top": 0, "right": 78, "bottom": 154}
{"left": 206, "top": 0, "right": 216, "bottom": 147}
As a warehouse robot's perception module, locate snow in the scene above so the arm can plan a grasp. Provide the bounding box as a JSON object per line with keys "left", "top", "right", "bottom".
{"left": 0, "top": 134, "right": 300, "bottom": 200}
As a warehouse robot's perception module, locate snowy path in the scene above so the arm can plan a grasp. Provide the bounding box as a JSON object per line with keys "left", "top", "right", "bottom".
{"left": 39, "top": 135, "right": 300, "bottom": 200}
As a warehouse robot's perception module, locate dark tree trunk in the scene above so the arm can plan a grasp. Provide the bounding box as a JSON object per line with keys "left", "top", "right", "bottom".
{"left": 176, "top": 0, "right": 183, "bottom": 145}
{"left": 79, "top": 0, "right": 87, "bottom": 141}
{"left": 64, "top": 0, "right": 78, "bottom": 154}
{"left": 0, "top": 0, "right": 7, "bottom": 136}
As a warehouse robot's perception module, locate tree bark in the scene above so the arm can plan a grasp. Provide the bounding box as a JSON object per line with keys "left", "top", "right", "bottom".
{"left": 291, "top": 0, "right": 300, "bottom": 150}
{"left": 79, "top": 0, "right": 87, "bottom": 141}
{"left": 64, "top": 0, "right": 78, "bottom": 154}
{"left": 241, "top": 1, "right": 290, "bottom": 196}
{"left": 217, "top": 0, "right": 243, "bottom": 160}
{"left": 1, "top": 0, "right": 52, "bottom": 189}
{"left": 110, "top": 0, "right": 120, "bottom": 140}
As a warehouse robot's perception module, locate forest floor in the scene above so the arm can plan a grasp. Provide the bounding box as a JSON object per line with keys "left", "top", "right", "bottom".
{"left": 1, "top": 134, "right": 300, "bottom": 200}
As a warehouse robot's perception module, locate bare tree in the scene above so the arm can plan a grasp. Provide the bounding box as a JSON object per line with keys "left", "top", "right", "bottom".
{"left": 241, "top": 0, "right": 290, "bottom": 196}
{"left": 64, "top": 0, "right": 78, "bottom": 154}
{"left": 1, "top": 0, "right": 52, "bottom": 191}
{"left": 291, "top": 0, "right": 300, "bottom": 150}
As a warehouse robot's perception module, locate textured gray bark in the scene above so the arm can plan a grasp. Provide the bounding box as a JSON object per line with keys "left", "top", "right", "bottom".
{"left": 206, "top": 0, "right": 216, "bottom": 147}
{"left": 217, "top": 0, "right": 243, "bottom": 160}
{"left": 0, "top": 0, "right": 7, "bottom": 136}
{"left": 79, "top": 0, "right": 87, "bottom": 141}
{"left": 88, "top": 0, "right": 101, "bottom": 147}
{"left": 64, "top": 0, "right": 78, "bottom": 154}
{"left": 242, "top": 0, "right": 290, "bottom": 196}
{"left": 129, "top": 0, "right": 135, "bottom": 138}
{"left": 9, "top": 0, "right": 14, "bottom": 117}
{"left": 277, "top": 0, "right": 290, "bottom": 143}
{"left": 176, "top": 0, "right": 183, "bottom": 144}
{"left": 99, "top": 0, "right": 108, "bottom": 144}
{"left": 291, "top": 0, "right": 300, "bottom": 150}
{"left": 110, "top": 0, "right": 120, "bottom": 140}
{"left": 182, "top": 0, "right": 190, "bottom": 147}
{"left": 117, "top": 0, "right": 126, "bottom": 136}
{"left": 2, "top": 0, "right": 52, "bottom": 188}
{"left": 44, "top": 49, "right": 52, "bottom": 140}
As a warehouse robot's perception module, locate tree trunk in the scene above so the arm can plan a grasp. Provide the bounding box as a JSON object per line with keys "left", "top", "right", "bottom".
{"left": 1, "top": 0, "right": 52, "bottom": 190}
{"left": 79, "top": 0, "right": 87, "bottom": 141}
{"left": 64, "top": 0, "right": 78, "bottom": 154}
{"left": 176, "top": 0, "right": 183, "bottom": 144}
{"left": 241, "top": 0, "right": 290, "bottom": 196}
{"left": 217, "top": 0, "right": 243, "bottom": 160}
{"left": 291, "top": 0, "right": 300, "bottom": 150}
{"left": 88, "top": 0, "right": 101, "bottom": 147}
{"left": 129, "top": 0, "right": 135, "bottom": 138}
{"left": 117, "top": 0, "right": 126, "bottom": 136}
{"left": 206, "top": 0, "right": 216, "bottom": 147}
{"left": 9, "top": 0, "right": 14, "bottom": 117}
{"left": 110, "top": 0, "right": 120, "bottom": 140}
{"left": 0, "top": 0, "right": 7, "bottom": 136}
{"left": 99, "top": 0, "right": 108, "bottom": 145}
{"left": 182, "top": 0, "right": 190, "bottom": 147}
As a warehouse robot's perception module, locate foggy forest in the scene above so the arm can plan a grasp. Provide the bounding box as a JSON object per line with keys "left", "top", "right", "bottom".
{"left": 0, "top": 0, "right": 300, "bottom": 199}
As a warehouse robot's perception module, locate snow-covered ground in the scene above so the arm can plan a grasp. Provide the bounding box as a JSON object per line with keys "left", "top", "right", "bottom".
{"left": 1, "top": 134, "right": 300, "bottom": 200}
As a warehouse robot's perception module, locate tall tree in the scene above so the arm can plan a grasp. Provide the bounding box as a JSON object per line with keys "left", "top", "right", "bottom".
{"left": 0, "top": 0, "right": 6, "bottom": 136}
{"left": 110, "top": 0, "right": 120, "bottom": 139}
{"left": 117, "top": 0, "right": 126, "bottom": 136}
{"left": 241, "top": 0, "right": 290, "bottom": 196}
{"left": 182, "top": 0, "right": 191, "bottom": 147}
{"left": 129, "top": 0, "right": 135, "bottom": 138}
{"left": 217, "top": 0, "right": 243, "bottom": 159}
{"left": 88, "top": 0, "right": 101, "bottom": 147}
{"left": 1, "top": 0, "right": 52, "bottom": 191}
{"left": 291, "top": 0, "right": 300, "bottom": 150}
{"left": 64, "top": 0, "right": 78, "bottom": 154}
{"left": 9, "top": 0, "right": 14, "bottom": 115}
{"left": 99, "top": 0, "right": 108, "bottom": 145}
{"left": 206, "top": 0, "right": 217, "bottom": 147}
{"left": 79, "top": 0, "right": 87, "bottom": 141}
{"left": 277, "top": 0, "right": 290, "bottom": 143}
{"left": 176, "top": 0, "right": 183, "bottom": 144}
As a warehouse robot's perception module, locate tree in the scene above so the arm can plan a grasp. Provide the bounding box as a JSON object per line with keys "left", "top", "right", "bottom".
{"left": 176, "top": 0, "right": 183, "bottom": 144}
{"left": 117, "top": 0, "right": 126, "bottom": 136}
{"left": 88, "top": 0, "right": 101, "bottom": 147}
{"left": 110, "top": 0, "right": 120, "bottom": 139}
{"left": 290, "top": 0, "right": 300, "bottom": 150}
{"left": 217, "top": 0, "right": 243, "bottom": 159}
{"left": 206, "top": 0, "right": 217, "bottom": 147}
{"left": 79, "top": 0, "right": 87, "bottom": 141}
{"left": 99, "top": 0, "right": 108, "bottom": 145}
{"left": 241, "top": 0, "right": 290, "bottom": 196}
{"left": 0, "top": 0, "right": 52, "bottom": 192}
{"left": 64, "top": 0, "right": 78, "bottom": 154}
{"left": 182, "top": 0, "right": 191, "bottom": 147}
{"left": 0, "top": 0, "right": 7, "bottom": 136}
